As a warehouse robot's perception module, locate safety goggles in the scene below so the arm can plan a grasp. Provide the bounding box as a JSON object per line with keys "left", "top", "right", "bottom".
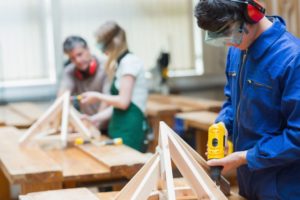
{"left": 205, "top": 21, "right": 248, "bottom": 47}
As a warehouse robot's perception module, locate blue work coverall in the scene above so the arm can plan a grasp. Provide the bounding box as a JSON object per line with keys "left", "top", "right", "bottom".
{"left": 216, "top": 16, "right": 300, "bottom": 200}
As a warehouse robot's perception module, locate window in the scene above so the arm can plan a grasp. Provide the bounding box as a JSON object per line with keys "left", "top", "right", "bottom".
{"left": 0, "top": 0, "right": 56, "bottom": 87}
{"left": 61, "top": 0, "right": 203, "bottom": 75}
{"left": 0, "top": 0, "right": 205, "bottom": 101}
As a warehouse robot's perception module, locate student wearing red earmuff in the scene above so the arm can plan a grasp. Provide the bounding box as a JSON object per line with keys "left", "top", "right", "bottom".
{"left": 58, "top": 36, "right": 110, "bottom": 129}
{"left": 195, "top": 0, "right": 300, "bottom": 199}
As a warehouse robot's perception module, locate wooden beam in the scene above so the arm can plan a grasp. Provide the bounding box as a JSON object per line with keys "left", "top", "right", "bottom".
{"left": 69, "top": 107, "right": 92, "bottom": 138}
{"left": 77, "top": 144, "right": 149, "bottom": 178}
{"left": 19, "top": 94, "right": 65, "bottom": 145}
{"left": 115, "top": 153, "right": 160, "bottom": 200}
{"left": 60, "top": 92, "right": 70, "bottom": 148}
{"left": 70, "top": 107, "right": 100, "bottom": 139}
{"left": 158, "top": 121, "right": 176, "bottom": 199}
{"left": 116, "top": 122, "right": 230, "bottom": 199}
{"left": 163, "top": 122, "right": 227, "bottom": 200}
{"left": 172, "top": 129, "right": 231, "bottom": 195}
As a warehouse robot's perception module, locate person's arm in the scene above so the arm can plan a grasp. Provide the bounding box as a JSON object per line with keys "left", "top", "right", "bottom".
{"left": 83, "top": 105, "right": 113, "bottom": 127}
{"left": 208, "top": 55, "right": 300, "bottom": 174}
{"left": 246, "top": 55, "right": 300, "bottom": 171}
{"left": 215, "top": 49, "right": 234, "bottom": 136}
{"left": 81, "top": 75, "right": 135, "bottom": 110}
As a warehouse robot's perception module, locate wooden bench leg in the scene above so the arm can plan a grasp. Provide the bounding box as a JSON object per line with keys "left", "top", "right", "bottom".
{"left": 148, "top": 114, "right": 176, "bottom": 152}
{"left": 0, "top": 168, "right": 10, "bottom": 200}
{"left": 195, "top": 129, "right": 208, "bottom": 159}
{"left": 20, "top": 182, "right": 62, "bottom": 195}
{"left": 63, "top": 181, "right": 77, "bottom": 188}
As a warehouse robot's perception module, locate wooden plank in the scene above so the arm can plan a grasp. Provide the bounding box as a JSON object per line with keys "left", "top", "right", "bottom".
{"left": 71, "top": 107, "right": 101, "bottom": 139}
{"left": 158, "top": 121, "right": 176, "bottom": 199}
{"left": 69, "top": 107, "right": 92, "bottom": 139}
{"left": 115, "top": 153, "right": 160, "bottom": 200}
{"left": 21, "top": 182, "right": 62, "bottom": 195}
{"left": 8, "top": 102, "right": 45, "bottom": 123}
{"left": 146, "top": 101, "right": 180, "bottom": 116}
{"left": 163, "top": 123, "right": 227, "bottom": 200}
{"left": 99, "top": 179, "right": 244, "bottom": 199}
{"left": 116, "top": 122, "right": 232, "bottom": 200}
{"left": 148, "top": 94, "right": 223, "bottom": 113}
{"left": 61, "top": 92, "right": 71, "bottom": 147}
{"left": 0, "top": 127, "right": 63, "bottom": 184}
{"left": 45, "top": 147, "right": 111, "bottom": 182}
{"left": 176, "top": 111, "right": 218, "bottom": 130}
{"left": 172, "top": 130, "right": 231, "bottom": 196}
{"left": 19, "top": 188, "right": 99, "bottom": 200}
{"left": 20, "top": 180, "right": 244, "bottom": 200}
{"left": 19, "top": 95, "right": 65, "bottom": 145}
{"left": 77, "top": 144, "right": 149, "bottom": 178}
{"left": 0, "top": 106, "right": 32, "bottom": 128}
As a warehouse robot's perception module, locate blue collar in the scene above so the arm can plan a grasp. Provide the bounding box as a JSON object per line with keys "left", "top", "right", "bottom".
{"left": 248, "top": 16, "right": 286, "bottom": 60}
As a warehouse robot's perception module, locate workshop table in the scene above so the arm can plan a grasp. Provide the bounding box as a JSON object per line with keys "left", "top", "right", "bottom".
{"left": 175, "top": 111, "right": 218, "bottom": 158}
{"left": 20, "top": 178, "right": 244, "bottom": 200}
{"left": 0, "top": 127, "right": 149, "bottom": 200}
{"left": 146, "top": 94, "right": 222, "bottom": 152}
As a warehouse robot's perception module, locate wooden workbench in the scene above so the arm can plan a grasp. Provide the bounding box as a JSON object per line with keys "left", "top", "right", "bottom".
{"left": 146, "top": 94, "right": 223, "bottom": 152}
{"left": 20, "top": 178, "right": 244, "bottom": 200}
{"left": 19, "top": 188, "right": 99, "bottom": 200}
{"left": 0, "top": 127, "right": 149, "bottom": 200}
{"left": 0, "top": 102, "right": 46, "bottom": 128}
{"left": 175, "top": 111, "right": 218, "bottom": 158}
{"left": 148, "top": 94, "right": 223, "bottom": 113}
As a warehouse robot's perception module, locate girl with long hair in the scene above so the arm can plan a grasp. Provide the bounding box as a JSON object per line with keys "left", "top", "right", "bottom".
{"left": 80, "top": 21, "right": 148, "bottom": 152}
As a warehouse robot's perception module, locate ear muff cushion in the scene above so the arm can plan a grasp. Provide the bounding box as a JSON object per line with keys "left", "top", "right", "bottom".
{"left": 74, "top": 59, "right": 98, "bottom": 80}
{"left": 247, "top": 3, "right": 264, "bottom": 23}
{"left": 89, "top": 59, "right": 98, "bottom": 75}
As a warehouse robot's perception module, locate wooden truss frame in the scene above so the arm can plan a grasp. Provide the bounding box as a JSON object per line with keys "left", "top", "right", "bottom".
{"left": 19, "top": 91, "right": 99, "bottom": 147}
{"left": 115, "top": 122, "right": 230, "bottom": 200}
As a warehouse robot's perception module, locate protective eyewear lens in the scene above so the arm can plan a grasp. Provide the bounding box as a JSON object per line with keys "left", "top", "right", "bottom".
{"left": 205, "top": 22, "right": 246, "bottom": 47}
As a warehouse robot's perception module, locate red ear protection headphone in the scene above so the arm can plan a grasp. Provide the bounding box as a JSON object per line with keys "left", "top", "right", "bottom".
{"left": 74, "top": 58, "right": 98, "bottom": 80}
{"left": 230, "top": 0, "right": 265, "bottom": 24}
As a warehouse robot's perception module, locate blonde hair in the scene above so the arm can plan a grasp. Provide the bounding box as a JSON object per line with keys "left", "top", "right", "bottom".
{"left": 95, "top": 21, "right": 128, "bottom": 79}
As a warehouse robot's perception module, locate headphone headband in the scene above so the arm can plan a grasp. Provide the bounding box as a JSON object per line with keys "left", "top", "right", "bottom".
{"left": 230, "top": 0, "right": 265, "bottom": 24}
{"left": 231, "top": 0, "right": 265, "bottom": 14}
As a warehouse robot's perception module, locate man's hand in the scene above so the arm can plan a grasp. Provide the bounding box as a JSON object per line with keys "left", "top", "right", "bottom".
{"left": 80, "top": 92, "right": 102, "bottom": 104}
{"left": 207, "top": 151, "right": 248, "bottom": 174}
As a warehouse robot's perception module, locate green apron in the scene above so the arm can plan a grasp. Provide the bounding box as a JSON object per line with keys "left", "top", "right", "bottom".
{"left": 108, "top": 77, "right": 147, "bottom": 152}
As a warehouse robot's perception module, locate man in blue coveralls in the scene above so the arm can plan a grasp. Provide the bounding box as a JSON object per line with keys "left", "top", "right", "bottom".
{"left": 195, "top": 0, "right": 300, "bottom": 199}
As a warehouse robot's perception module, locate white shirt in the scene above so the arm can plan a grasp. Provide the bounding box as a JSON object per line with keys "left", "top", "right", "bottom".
{"left": 115, "top": 53, "right": 148, "bottom": 113}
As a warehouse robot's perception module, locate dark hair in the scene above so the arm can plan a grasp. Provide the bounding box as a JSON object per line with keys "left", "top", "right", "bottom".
{"left": 63, "top": 36, "right": 88, "bottom": 53}
{"left": 194, "top": 0, "right": 244, "bottom": 32}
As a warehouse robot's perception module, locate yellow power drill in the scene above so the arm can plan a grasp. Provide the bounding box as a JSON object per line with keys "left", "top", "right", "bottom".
{"left": 207, "top": 122, "right": 226, "bottom": 184}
